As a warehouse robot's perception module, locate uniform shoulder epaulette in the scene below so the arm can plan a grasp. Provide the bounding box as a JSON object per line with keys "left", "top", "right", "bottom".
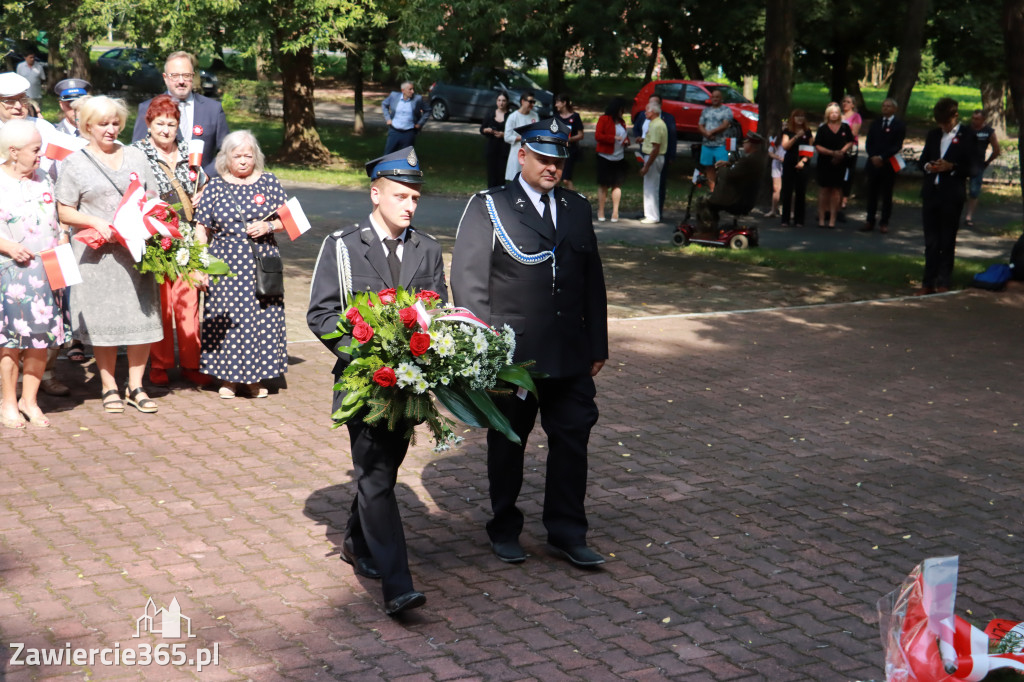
{"left": 331, "top": 224, "right": 361, "bottom": 239}
{"left": 476, "top": 186, "right": 503, "bottom": 196}
{"left": 409, "top": 226, "right": 439, "bottom": 242}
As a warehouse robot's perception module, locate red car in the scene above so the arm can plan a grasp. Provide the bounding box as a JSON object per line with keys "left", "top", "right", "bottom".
{"left": 631, "top": 80, "right": 759, "bottom": 139}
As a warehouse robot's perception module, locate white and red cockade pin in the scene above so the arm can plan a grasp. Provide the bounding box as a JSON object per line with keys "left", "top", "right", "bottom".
{"left": 193, "top": 124, "right": 204, "bottom": 137}
{"left": 253, "top": 194, "right": 266, "bottom": 206}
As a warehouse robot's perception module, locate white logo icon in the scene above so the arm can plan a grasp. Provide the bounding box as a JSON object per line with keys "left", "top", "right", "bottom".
{"left": 135, "top": 597, "right": 195, "bottom": 639}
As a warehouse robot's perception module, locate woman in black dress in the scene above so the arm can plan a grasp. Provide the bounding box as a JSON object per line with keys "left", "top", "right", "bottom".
{"left": 813, "top": 102, "right": 854, "bottom": 228}
{"left": 555, "top": 93, "right": 584, "bottom": 190}
{"left": 194, "top": 131, "right": 288, "bottom": 399}
{"left": 480, "top": 93, "right": 511, "bottom": 188}
{"left": 780, "top": 109, "right": 813, "bottom": 227}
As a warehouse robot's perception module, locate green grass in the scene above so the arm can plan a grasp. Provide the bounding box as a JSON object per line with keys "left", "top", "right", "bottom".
{"left": 790, "top": 82, "right": 986, "bottom": 127}
{"left": 683, "top": 245, "right": 989, "bottom": 291}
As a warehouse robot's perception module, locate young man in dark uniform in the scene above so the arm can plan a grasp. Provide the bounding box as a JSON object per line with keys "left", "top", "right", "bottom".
{"left": 451, "top": 118, "right": 608, "bottom": 568}
{"left": 306, "top": 147, "right": 447, "bottom": 616}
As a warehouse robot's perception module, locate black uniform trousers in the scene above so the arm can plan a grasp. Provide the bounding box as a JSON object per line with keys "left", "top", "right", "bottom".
{"left": 345, "top": 418, "right": 414, "bottom": 601}
{"left": 485, "top": 373, "right": 599, "bottom": 547}
{"left": 921, "top": 188, "right": 963, "bottom": 289}
{"left": 864, "top": 163, "right": 897, "bottom": 227}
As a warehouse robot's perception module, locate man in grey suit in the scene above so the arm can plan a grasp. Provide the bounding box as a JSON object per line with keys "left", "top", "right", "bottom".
{"left": 132, "top": 51, "right": 228, "bottom": 177}
{"left": 451, "top": 118, "right": 608, "bottom": 568}
{"left": 381, "top": 81, "right": 429, "bottom": 154}
{"left": 307, "top": 147, "right": 446, "bottom": 617}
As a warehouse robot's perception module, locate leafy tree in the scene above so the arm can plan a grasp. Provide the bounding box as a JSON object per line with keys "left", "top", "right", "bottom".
{"left": 1002, "top": 0, "right": 1024, "bottom": 214}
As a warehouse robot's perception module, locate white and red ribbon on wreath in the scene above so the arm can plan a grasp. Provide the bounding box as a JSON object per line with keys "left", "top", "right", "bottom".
{"left": 433, "top": 307, "right": 500, "bottom": 335}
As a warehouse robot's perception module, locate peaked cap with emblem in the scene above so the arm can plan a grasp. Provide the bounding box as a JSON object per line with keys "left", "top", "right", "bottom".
{"left": 365, "top": 146, "right": 424, "bottom": 183}
{"left": 515, "top": 116, "right": 570, "bottom": 159}
{"left": 54, "top": 78, "right": 92, "bottom": 101}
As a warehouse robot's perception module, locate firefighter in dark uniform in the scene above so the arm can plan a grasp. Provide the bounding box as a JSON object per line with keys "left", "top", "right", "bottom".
{"left": 451, "top": 118, "right": 609, "bottom": 568}
{"left": 306, "top": 147, "right": 447, "bottom": 616}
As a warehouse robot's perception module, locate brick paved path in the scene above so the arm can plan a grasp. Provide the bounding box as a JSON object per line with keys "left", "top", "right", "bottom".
{"left": 2, "top": 280, "right": 1022, "bottom": 680}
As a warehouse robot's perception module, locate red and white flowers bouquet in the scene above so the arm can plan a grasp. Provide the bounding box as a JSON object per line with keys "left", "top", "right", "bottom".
{"left": 326, "top": 286, "right": 538, "bottom": 451}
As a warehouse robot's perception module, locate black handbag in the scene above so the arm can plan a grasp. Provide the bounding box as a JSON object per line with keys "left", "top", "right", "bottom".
{"left": 247, "top": 238, "right": 284, "bottom": 298}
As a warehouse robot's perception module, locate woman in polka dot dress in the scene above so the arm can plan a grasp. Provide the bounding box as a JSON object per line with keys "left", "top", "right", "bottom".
{"left": 193, "top": 131, "right": 287, "bottom": 399}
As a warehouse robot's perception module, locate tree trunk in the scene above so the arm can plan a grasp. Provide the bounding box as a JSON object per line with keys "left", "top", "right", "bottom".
{"left": 742, "top": 75, "right": 754, "bottom": 101}
{"left": 828, "top": 45, "right": 849, "bottom": 103}
{"left": 980, "top": 81, "right": 1008, "bottom": 139}
{"left": 547, "top": 45, "right": 566, "bottom": 95}
{"left": 887, "top": 0, "right": 931, "bottom": 118}
{"left": 662, "top": 46, "right": 683, "bottom": 79}
{"left": 759, "top": 0, "right": 794, "bottom": 140}
{"left": 347, "top": 45, "right": 366, "bottom": 136}
{"left": 1003, "top": 0, "right": 1024, "bottom": 215}
{"left": 255, "top": 34, "right": 270, "bottom": 82}
{"left": 642, "top": 41, "right": 658, "bottom": 83}
{"left": 681, "top": 51, "right": 704, "bottom": 81}
{"left": 275, "top": 44, "right": 331, "bottom": 164}
{"left": 68, "top": 32, "right": 91, "bottom": 81}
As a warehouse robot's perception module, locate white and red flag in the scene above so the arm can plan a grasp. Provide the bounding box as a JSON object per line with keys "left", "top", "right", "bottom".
{"left": 278, "top": 197, "right": 312, "bottom": 240}
{"left": 798, "top": 144, "right": 815, "bottom": 158}
{"left": 42, "top": 130, "right": 88, "bottom": 161}
{"left": 890, "top": 154, "right": 907, "bottom": 173}
{"left": 40, "top": 243, "right": 83, "bottom": 289}
{"left": 188, "top": 139, "right": 205, "bottom": 168}
{"left": 725, "top": 137, "right": 738, "bottom": 152}
{"left": 110, "top": 179, "right": 183, "bottom": 261}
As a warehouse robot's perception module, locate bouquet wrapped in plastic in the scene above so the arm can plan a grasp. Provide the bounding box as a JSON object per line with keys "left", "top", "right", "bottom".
{"left": 879, "top": 556, "right": 1024, "bottom": 681}
{"left": 325, "top": 286, "right": 538, "bottom": 452}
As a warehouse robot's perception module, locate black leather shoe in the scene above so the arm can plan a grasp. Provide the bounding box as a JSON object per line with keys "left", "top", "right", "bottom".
{"left": 385, "top": 591, "right": 426, "bottom": 616}
{"left": 548, "top": 543, "right": 605, "bottom": 567}
{"left": 341, "top": 545, "right": 381, "bottom": 580}
{"left": 491, "top": 540, "right": 526, "bottom": 563}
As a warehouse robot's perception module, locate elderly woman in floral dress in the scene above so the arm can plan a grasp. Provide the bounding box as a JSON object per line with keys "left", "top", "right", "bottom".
{"left": 0, "top": 120, "right": 70, "bottom": 428}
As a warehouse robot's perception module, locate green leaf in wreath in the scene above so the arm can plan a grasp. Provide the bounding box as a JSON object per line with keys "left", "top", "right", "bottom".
{"left": 363, "top": 396, "right": 390, "bottom": 425}
{"left": 465, "top": 388, "right": 521, "bottom": 445}
{"left": 433, "top": 385, "right": 489, "bottom": 428}
{"left": 497, "top": 365, "right": 538, "bottom": 397}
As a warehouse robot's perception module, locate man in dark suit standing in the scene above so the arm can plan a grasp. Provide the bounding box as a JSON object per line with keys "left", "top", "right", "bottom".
{"left": 306, "top": 147, "right": 447, "bottom": 616}
{"left": 381, "top": 81, "right": 430, "bottom": 154}
{"left": 860, "top": 97, "right": 906, "bottom": 234}
{"left": 132, "top": 51, "right": 229, "bottom": 178}
{"left": 451, "top": 118, "right": 608, "bottom": 568}
{"left": 916, "top": 97, "right": 976, "bottom": 295}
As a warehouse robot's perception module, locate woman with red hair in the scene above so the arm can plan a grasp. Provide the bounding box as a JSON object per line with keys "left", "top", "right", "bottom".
{"left": 131, "top": 94, "right": 209, "bottom": 387}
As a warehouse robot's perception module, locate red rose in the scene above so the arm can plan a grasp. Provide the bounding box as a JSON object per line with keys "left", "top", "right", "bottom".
{"left": 378, "top": 288, "right": 397, "bottom": 304}
{"left": 372, "top": 367, "right": 397, "bottom": 387}
{"left": 416, "top": 290, "right": 441, "bottom": 303}
{"left": 409, "top": 332, "right": 431, "bottom": 356}
{"left": 351, "top": 321, "right": 374, "bottom": 344}
{"left": 345, "top": 307, "right": 363, "bottom": 325}
{"left": 399, "top": 306, "right": 418, "bottom": 329}
{"left": 160, "top": 236, "right": 172, "bottom": 251}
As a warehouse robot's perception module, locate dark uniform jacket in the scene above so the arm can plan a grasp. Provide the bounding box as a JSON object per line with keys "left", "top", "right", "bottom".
{"left": 451, "top": 177, "right": 608, "bottom": 379}
{"left": 306, "top": 221, "right": 447, "bottom": 410}
{"left": 919, "top": 125, "right": 977, "bottom": 206}
{"left": 708, "top": 149, "right": 767, "bottom": 213}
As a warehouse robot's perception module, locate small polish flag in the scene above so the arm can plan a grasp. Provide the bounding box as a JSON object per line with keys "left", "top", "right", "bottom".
{"left": 278, "top": 197, "right": 312, "bottom": 240}
{"left": 692, "top": 168, "right": 701, "bottom": 184}
{"left": 111, "top": 179, "right": 182, "bottom": 260}
{"left": 42, "top": 130, "right": 88, "bottom": 161}
{"left": 40, "top": 243, "right": 82, "bottom": 289}
{"left": 635, "top": 151, "right": 645, "bottom": 164}
{"left": 725, "top": 137, "right": 738, "bottom": 152}
{"left": 188, "top": 139, "right": 205, "bottom": 168}
{"left": 890, "top": 154, "right": 907, "bottom": 172}
{"left": 798, "top": 145, "right": 815, "bottom": 158}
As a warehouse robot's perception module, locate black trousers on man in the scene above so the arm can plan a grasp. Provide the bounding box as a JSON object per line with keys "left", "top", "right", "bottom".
{"left": 485, "top": 374, "right": 599, "bottom": 548}
{"left": 346, "top": 420, "right": 414, "bottom": 601}
{"left": 865, "top": 163, "right": 897, "bottom": 227}
{"left": 921, "top": 198, "right": 963, "bottom": 290}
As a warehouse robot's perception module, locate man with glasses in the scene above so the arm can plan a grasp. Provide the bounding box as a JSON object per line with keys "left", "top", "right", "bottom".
{"left": 132, "top": 51, "right": 228, "bottom": 177}
{"left": 503, "top": 91, "right": 539, "bottom": 182}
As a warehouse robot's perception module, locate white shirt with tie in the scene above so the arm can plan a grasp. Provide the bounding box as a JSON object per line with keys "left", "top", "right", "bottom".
{"left": 517, "top": 175, "right": 557, "bottom": 230}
